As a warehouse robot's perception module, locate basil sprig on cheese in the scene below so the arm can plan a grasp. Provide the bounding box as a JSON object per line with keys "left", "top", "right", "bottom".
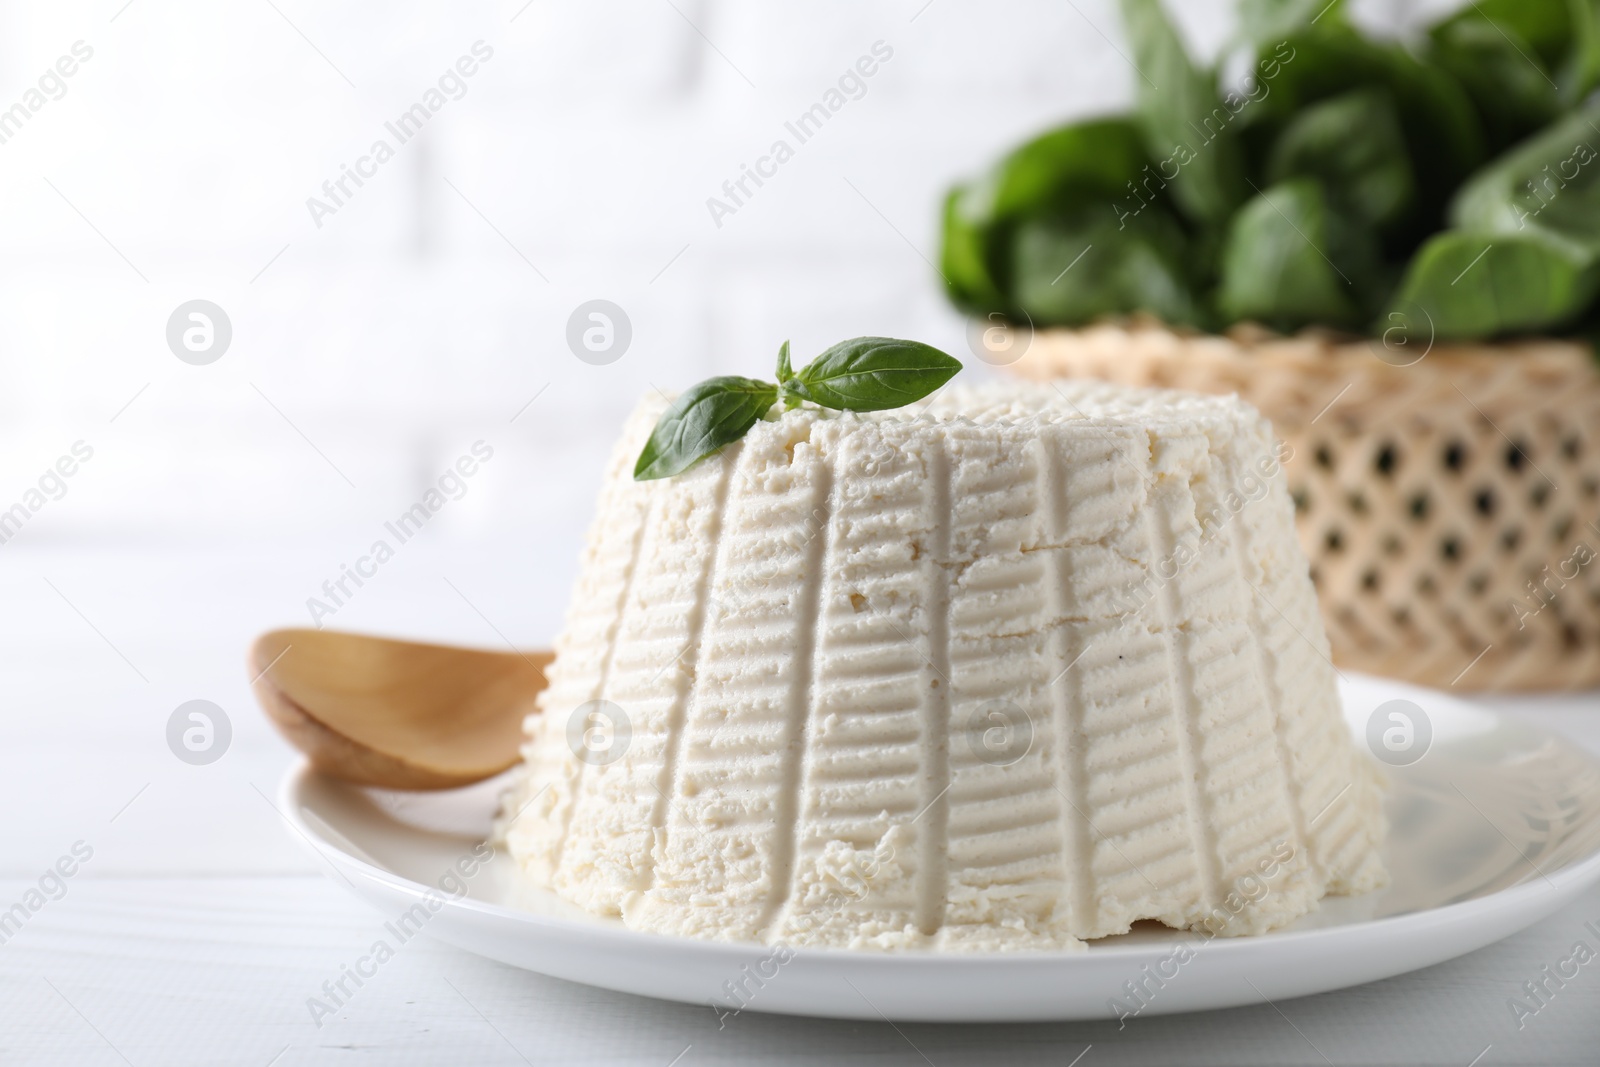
{"left": 634, "top": 337, "right": 961, "bottom": 481}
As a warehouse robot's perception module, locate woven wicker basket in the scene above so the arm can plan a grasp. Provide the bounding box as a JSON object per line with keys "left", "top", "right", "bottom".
{"left": 1009, "top": 318, "right": 1600, "bottom": 691}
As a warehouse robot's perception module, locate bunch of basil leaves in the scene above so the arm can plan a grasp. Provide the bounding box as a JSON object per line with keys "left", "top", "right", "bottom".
{"left": 940, "top": 0, "right": 1600, "bottom": 342}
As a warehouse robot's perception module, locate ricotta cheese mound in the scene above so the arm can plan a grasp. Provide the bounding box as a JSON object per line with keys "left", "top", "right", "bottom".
{"left": 498, "top": 381, "right": 1387, "bottom": 951}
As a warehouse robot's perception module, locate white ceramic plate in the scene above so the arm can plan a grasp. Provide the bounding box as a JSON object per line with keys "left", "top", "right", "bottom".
{"left": 277, "top": 675, "right": 1600, "bottom": 1022}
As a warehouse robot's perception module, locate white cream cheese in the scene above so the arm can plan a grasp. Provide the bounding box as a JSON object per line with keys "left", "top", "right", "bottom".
{"left": 498, "top": 381, "right": 1386, "bottom": 951}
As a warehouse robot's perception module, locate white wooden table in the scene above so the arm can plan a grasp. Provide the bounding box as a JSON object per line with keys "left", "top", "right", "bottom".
{"left": 1, "top": 544, "right": 1597, "bottom": 1066}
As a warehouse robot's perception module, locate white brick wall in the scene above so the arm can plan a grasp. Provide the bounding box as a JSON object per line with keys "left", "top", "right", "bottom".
{"left": 0, "top": 0, "right": 1464, "bottom": 573}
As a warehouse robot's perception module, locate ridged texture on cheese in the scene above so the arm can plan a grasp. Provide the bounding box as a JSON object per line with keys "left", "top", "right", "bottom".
{"left": 498, "top": 382, "right": 1386, "bottom": 951}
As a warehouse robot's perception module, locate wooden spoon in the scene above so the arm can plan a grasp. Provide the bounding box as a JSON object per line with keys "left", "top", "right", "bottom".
{"left": 249, "top": 628, "right": 552, "bottom": 790}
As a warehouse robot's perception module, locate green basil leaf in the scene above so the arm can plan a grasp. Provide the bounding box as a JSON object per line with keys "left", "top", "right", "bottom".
{"left": 777, "top": 341, "right": 803, "bottom": 410}
{"left": 1428, "top": 0, "right": 1572, "bottom": 75}
{"left": 1429, "top": 0, "right": 1589, "bottom": 109}
{"left": 1428, "top": 20, "right": 1560, "bottom": 153}
{"left": 972, "top": 118, "right": 1152, "bottom": 222}
{"left": 633, "top": 376, "right": 778, "bottom": 481}
{"left": 1243, "top": 26, "right": 1484, "bottom": 236}
{"left": 1236, "top": 0, "right": 1344, "bottom": 48}
{"left": 1377, "top": 42, "right": 1486, "bottom": 222}
{"left": 1266, "top": 87, "right": 1414, "bottom": 230}
{"left": 1565, "top": 0, "right": 1600, "bottom": 105}
{"left": 1217, "top": 179, "right": 1373, "bottom": 330}
{"left": 776, "top": 340, "right": 794, "bottom": 383}
{"left": 940, "top": 119, "right": 1153, "bottom": 317}
{"left": 1009, "top": 207, "right": 1202, "bottom": 328}
{"left": 1383, "top": 231, "right": 1600, "bottom": 340}
{"left": 1118, "top": 0, "right": 1246, "bottom": 225}
{"left": 789, "top": 338, "right": 961, "bottom": 412}
{"left": 1450, "top": 103, "right": 1600, "bottom": 252}
{"left": 940, "top": 185, "right": 1008, "bottom": 315}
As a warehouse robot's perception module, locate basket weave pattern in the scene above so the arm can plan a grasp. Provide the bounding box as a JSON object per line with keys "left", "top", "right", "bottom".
{"left": 1012, "top": 321, "right": 1600, "bottom": 691}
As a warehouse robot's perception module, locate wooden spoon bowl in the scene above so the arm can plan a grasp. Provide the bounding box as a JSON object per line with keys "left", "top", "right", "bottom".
{"left": 250, "top": 628, "right": 552, "bottom": 790}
